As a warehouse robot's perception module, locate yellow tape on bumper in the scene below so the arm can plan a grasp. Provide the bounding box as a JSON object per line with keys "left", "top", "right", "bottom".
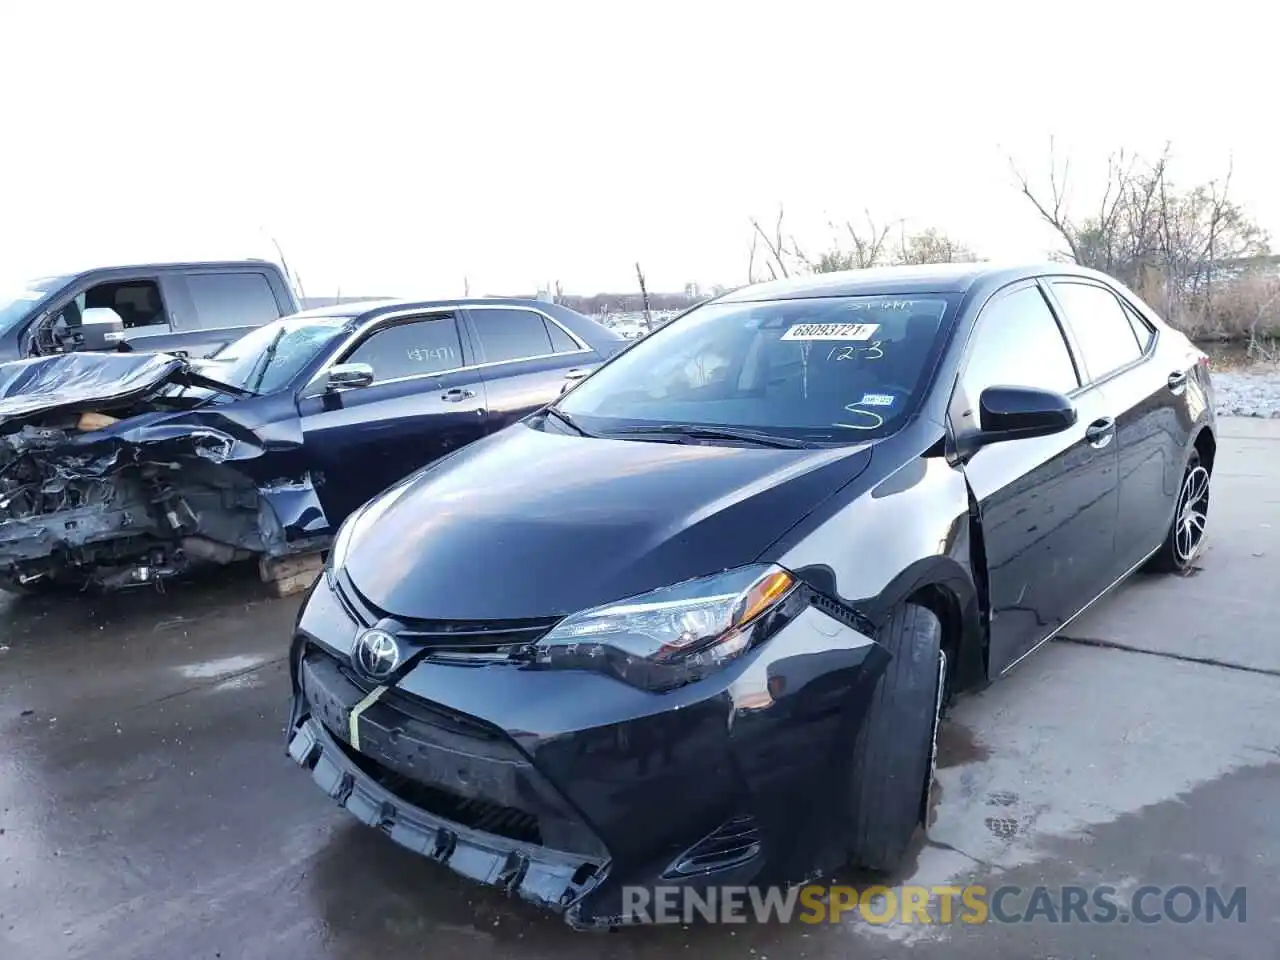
{"left": 348, "top": 684, "right": 387, "bottom": 752}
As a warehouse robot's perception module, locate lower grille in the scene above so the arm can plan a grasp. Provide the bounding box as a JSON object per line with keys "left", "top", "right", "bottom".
{"left": 335, "top": 736, "right": 542, "bottom": 844}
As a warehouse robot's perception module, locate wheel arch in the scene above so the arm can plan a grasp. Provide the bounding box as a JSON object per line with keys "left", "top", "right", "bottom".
{"left": 905, "top": 578, "right": 985, "bottom": 698}
{"left": 1193, "top": 424, "right": 1216, "bottom": 474}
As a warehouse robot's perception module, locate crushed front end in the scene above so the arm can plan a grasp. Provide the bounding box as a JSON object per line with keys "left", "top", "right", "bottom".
{"left": 0, "top": 353, "right": 328, "bottom": 592}
{"left": 287, "top": 567, "right": 890, "bottom": 928}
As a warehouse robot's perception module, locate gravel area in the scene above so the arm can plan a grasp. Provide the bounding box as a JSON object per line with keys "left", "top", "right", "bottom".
{"left": 1212, "top": 366, "right": 1280, "bottom": 418}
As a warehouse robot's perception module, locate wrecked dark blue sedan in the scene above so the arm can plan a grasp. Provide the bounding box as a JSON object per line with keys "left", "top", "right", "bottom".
{"left": 287, "top": 263, "right": 1216, "bottom": 927}
{"left": 0, "top": 298, "right": 623, "bottom": 592}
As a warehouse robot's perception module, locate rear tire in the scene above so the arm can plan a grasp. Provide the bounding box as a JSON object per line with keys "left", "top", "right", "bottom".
{"left": 1147, "top": 450, "right": 1210, "bottom": 574}
{"left": 845, "top": 602, "right": 945, "bottom": 873}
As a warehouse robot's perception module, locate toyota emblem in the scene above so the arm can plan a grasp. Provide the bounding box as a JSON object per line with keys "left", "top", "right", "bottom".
{"left": 353, "top": 627, "right": 401, "bottom": 680}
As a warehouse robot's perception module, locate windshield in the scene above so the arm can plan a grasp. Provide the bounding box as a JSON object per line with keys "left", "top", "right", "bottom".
{"left": 208, "top": 315, "right": 352, "bottom": 394}
{"left": 0, "top": 275, "right": 72, "bottom": 335}
{"left": 558, "top": 294, "right": 956, "bottom": 442}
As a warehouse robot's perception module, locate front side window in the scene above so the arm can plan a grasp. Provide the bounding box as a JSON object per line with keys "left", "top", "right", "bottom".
{"left": 962, "top": 285, "right": 1080, "bottom": 424}
{"left": 1048, "top": 281, "right": 1144, "bottom": 379}
{"left": 346, "top": 316, "right": 463, "bottom": 382}
{"left": 85, "top": 280, "right": 168, "bottom": 330}
{"left": 558, "top": 295, "right": 955, "bottom": 441}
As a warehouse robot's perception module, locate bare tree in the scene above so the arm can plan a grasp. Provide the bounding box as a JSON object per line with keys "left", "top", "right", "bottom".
{"left": 635, "top": 262, "right": 653, "bottom": 330}
{"left": 747, "top": 205, "right": 974, "bottom": 277}
{"left": 1012, "top": 141, "right": 1270, "bottom": 336}
{"left": 748, "top": 206, "right": 792, "bottom": 280}
{"left": 896, "top": 226, "right": 978, "bottom": 266}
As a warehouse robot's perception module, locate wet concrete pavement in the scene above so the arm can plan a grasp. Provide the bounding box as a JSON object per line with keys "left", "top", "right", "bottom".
{"left": 2, "top": 418, "right": 1278, "bottom": 959}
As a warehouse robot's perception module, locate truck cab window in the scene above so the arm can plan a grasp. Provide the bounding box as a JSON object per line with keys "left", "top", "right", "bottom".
{"left": 86, "top": 280, "right": 169, "bottom": 330}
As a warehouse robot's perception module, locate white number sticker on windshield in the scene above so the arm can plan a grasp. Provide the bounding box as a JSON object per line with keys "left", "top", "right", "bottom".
{"left": 857, "top": 393, "right": 896, "bottom": 407}
{"left": 781, "top": 322, "right": 880, "bottom": 342}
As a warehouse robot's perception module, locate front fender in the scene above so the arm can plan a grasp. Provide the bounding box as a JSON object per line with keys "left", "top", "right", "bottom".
{"left": 768, "top": 447, "right": 984, "bottom": 687}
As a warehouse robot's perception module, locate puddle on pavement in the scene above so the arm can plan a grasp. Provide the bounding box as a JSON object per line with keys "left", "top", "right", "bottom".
{"left": 935, "top": 718, "right": 990, "bottom": 768}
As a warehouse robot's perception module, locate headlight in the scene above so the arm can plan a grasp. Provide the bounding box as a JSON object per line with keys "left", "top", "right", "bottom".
{"left": 532, "top": 564, "right": 801, "bottom": 691}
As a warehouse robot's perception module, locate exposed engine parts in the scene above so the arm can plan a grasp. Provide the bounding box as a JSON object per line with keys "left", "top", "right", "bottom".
{"left": 0, "top": 418, "right": 265, "bottom": 591}
{"left": 0, "top": 351, "right": 331, "bottom": 595}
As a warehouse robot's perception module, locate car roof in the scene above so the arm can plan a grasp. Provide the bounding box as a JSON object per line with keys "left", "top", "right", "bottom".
{"left": 288, "top": 297, "right": 585, "bottom": 321}
{"left": 62, "top": 260, "right": 283, "bottom": 278}
{"left": 716, "top": 262, "right": 1110, "bottom": 302}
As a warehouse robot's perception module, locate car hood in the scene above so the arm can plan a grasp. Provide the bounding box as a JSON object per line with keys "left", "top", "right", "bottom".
{"left": 0, "top": 352, "right": 190, "bottom": 427}
{"left": 341, "top": 422, "right": 874, "bottom": 621}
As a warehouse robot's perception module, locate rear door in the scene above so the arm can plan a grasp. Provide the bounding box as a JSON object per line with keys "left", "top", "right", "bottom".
{"left": 298, "top": 311, "right": 488, "bottom": 523}
{"left": 1043, "top": 278, "right": 1185, "bottom": 571}
{"left": 463, "top": 305, "right": 599, "bottom": 431}
{"left": 951, "top": 280, "right": 1120, "bottom": 675}
{"left": 165, "top": 270, "right": 289, "bottom": 356}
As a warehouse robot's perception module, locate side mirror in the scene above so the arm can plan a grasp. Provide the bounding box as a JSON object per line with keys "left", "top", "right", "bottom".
{"left": 975, "top": 385, "right": 1077, "bottom": 447}
{"left": 326, "top": 362, "right": 374, "bottom": 391}
{"left": 79, "top": 307, "right": 126, "bottom": 351}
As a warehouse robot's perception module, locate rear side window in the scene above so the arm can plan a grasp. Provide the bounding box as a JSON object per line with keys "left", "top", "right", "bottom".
{"left": 963, "top": 285, "right": 1080, "bottom": 413}
{"left": 546, "top": 318, "right": 581, "bottom": 353}
{"left": 185, "top": 273, "right": 281, "bottom": 331}
{"left": 1123, "top": 301, "right": 1155, "bottom": 352}
{"left": 346, "top": 315, "right": 462, "bottom": 382}
{"left": 471, "top": 308, "right": 557, "bottom": 363}
{"left": 1048, "top": 281, "right": 1144, "bottom": 379}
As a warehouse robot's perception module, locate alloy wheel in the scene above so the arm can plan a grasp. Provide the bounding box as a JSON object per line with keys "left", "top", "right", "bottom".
{"left": 1174, "top": 464, "right": 1210, "bottom": 564}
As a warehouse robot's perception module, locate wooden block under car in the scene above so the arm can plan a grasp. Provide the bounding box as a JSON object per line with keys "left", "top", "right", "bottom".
{"left": 259, "top": 552, "right": 325, "bottom": 598}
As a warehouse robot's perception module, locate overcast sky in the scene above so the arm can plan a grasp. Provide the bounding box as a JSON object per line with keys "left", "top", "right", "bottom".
{"left": 2, "top": 1, "right": 1274, "bottom": 298}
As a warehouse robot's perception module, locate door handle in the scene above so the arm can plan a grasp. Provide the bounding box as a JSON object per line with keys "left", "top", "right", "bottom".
{"left": 1167, "top": 370, "right": 1188, "bottom": 393}
{"left": 441, "top": 388, "right": 475, "bottom": 402}
{"left": 1085, "top": 417, "right": 1116, "bottom": 449}
{"left": 563, "top": 367, "right": 589, "bottom": 381}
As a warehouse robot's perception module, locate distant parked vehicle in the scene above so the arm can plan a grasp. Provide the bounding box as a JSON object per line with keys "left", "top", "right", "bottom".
{"left": 0, "top": 260, "right": 299, "bottom": 363}
{"left": 0, "top": 298, "right": 625, "bottom": 593}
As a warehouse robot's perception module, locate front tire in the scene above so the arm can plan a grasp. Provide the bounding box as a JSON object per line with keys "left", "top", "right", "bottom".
{"left": 845, "top": 602, "right": 945, "bottom": 873}
{"left": 1148, "top": 450, "right": 1210, "bottom": 573}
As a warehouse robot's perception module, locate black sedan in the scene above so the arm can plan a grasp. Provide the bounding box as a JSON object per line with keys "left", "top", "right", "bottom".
{"left": 0, "top": 298, "right": 623, "bottom": 592}
{"left": 286, "top": 264, "right": 1215, "bottom": 926}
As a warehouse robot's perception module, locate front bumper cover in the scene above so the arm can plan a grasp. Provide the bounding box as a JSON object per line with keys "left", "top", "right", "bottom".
{"left": 288, "top": 573, "right": 889, "bottom": 927}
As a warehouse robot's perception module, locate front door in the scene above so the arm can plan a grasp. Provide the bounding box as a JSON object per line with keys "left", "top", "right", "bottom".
{"left": 299, "top": 312, "right": 488, "bottom": 524}
{"left": 951, "top": 281, "right": 1120, "bottom": 676}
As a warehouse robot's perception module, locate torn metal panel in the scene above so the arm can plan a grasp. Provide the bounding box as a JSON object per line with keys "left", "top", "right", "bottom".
{"left": 0, "top": 351, "right": 330, "bottom": 591}
{"left": 0, "top": 352, "right": 188, "bottom": 426}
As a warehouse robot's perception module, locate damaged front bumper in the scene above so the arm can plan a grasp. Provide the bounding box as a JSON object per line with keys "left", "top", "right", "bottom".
{"left": 288, "top": 572, "right": 890, "bottom": 927}
{"left": 0, "top": 370, "right": 332, "bottom": 589}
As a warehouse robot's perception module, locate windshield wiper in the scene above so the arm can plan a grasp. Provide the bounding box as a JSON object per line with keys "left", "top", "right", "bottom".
{"left": 544, "top": 406, "right": 593, "bottom": 437}
{"left": 609, "top": 423, "right": 812, "bottom": 449}
{"left": 247, "top": 326, "right": 287, "bottom": 394}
